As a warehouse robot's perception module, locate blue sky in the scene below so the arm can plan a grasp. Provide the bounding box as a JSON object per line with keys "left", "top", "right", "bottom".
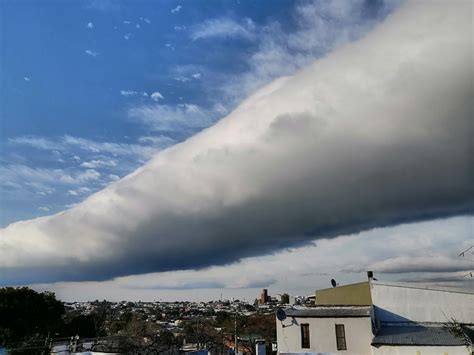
{"left": 0, "top": 0, "right": 395, "bottom": 226}
{"left": 1, "top": 0, "right": 472, "bottom": 300}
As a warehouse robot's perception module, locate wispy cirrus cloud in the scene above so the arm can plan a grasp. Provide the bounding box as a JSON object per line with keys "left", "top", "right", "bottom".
{"left": 9, "top": 135, "right": 175, "bottom": 160}
{"left": 3, "top": 135, "right": 177, "bottom": 224}
{"left": 128, "top": 103, "right": 217, "bottom": 133}
{"left": 150, "top": 92, "right": 164, "bottom": 101}
{"left": 80, "top": 159, "right": 117, "bottom": 169}
{"left": 120, "top": 89, "right": 138, "bottom": 97}
{"left": 191, "top": 18, "right": 256, "bottom": 41}
{"left": 0, "top": 165, "right": 100, "bottom": 188}
{"left": 68, "top": 187, "right": 92, "bottom": 196}
{"left": 85, "top": 49, "right": 99, "bottom": 57}
{"left": 86, "top": 0, "right": 121, "bottom": 12}
{"left": 171, "top": 5, "right": 182, "bottom": 14}
{"left": 200, "top": 0, "right": 399, "bottom": 105}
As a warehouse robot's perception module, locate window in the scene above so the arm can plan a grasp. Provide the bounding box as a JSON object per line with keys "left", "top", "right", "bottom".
{"left": 301, "top": 323, "right": 310, "bottom": 349}
{"left": 335, "top": 324, "right": 347, "bottom": 350}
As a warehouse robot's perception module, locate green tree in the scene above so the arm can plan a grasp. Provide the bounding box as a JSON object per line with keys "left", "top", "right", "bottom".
{"left": 0, "top": 287, "right": 65, "bottom": 353}
{"left": 64, "top": 314, "right": 96, "bottom": 338}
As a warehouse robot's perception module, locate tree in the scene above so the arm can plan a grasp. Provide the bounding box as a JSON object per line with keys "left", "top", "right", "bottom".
{"left": 0, "top": 287, "right": 65, "bottom": 352}
{"left": 64, "top": 314, "right": 96, "bottom": 338}
{"left": 444, "top": 318, "right": 474, "bottom": 348}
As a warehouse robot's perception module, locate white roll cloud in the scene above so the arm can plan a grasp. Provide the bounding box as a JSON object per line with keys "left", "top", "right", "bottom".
{"left": 1, "top": 1, "right": 472, "bottom": 284}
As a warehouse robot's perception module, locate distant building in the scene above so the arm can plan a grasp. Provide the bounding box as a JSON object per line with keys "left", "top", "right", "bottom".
{"left": 280, "top": 293, "right": 290, "bottom": 304}
{"left": 276, "top": 272, "right": 474, "bottom": 355}
{"left": 260, "top": 289, "right": 269, "bottom": 304}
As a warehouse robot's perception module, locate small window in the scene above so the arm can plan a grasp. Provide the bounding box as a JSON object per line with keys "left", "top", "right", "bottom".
{"left": 301, "top": 323, "right": 310, "bottom": 349}
{"left": 335, "top": 324, "right": 347, "bottom": 351}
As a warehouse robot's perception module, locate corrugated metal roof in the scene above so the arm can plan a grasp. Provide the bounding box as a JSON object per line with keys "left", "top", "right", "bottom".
{"left": 372, "top": 325, "right": 467, "bottom": 346}
{"left": 283, "top": 306, "right": 371, "bottom": 318}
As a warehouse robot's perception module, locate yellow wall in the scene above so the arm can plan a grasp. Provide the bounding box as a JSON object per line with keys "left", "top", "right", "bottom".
{"left": 315, "top": 281, "right": 372, "bottom": 305}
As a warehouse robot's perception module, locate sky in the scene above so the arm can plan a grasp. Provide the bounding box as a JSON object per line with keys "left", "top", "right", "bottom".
{"left": 0, "top": 0, "right": 473, "bottom": 301}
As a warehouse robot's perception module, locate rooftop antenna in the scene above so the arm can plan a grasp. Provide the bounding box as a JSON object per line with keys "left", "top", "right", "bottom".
{"left": 276, "top": 308, "right": 287, "bottom": 321}
{"left": 276, "top": 307, "right": 289, "bottom": 328}
{"left": 367, "top": 270, "right": 378, "bottom": 281}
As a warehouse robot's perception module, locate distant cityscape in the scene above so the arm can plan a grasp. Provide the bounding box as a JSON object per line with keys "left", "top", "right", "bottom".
{"left": 1, "top": 273, "right": 473, "bottom": 354}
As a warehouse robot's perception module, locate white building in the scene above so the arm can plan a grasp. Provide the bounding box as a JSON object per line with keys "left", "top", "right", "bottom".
{"left": 276, "top": 274, "right": 474, "bottom": 355}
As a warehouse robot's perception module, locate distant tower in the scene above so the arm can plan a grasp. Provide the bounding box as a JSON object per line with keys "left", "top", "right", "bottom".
{"left": 260, "top": 289, "right": 268, "bottom": 304}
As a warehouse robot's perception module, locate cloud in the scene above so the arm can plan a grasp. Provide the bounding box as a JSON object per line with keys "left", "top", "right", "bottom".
{"left": 73, "top": 169, "right": 100, "bottom": 183}
{"left": 150, "top": 92, "right": 164, "bottom": 101}
{"left": 27, "top": 217, "right": 474, "bottom": 300}
{"left": 218, "top": 0, "right": 398, "bottom": 105}
{"left": 115, "top": 216, "right": 474, "bottom": 290}
{"left": 24, "top": 77, "right": 31, "bottom": 82}
{"left": 367, "top": 256, "right": 474, "bottom": 274}
{"left": 68, "top": 187, "right": 92, "bottom": 196}
{"left": 120, "top": 89, "right": 138, "bottom": 97}
{"left": 171, "top": 65, "right": 205, "bottom": 83}
{"left": 128, "top": 103, "right": 216, "bottom": 132}
{"left": 120, "top": 90, "right": 149, "bottom": 98}
{"left": 9, "top": 134, "right": 175, "bottom": 160}
{"left": 86, "top": 0, "right": 121, "bottom": 11}
{"left": 85, "top": 49, "right": 99, "bottom": 57}
{"left": 38, "top": 207, "right": 50, "bottom": 213}
{"left": 86, "top": 22, "right": 94, "bottom": 29}
{"left": 0, "top": 165, "right": 99, "bottom": 191}
{"left": 118, "top": 268, "right": 276, "bottom": 290}
{"left": 191, "top": 18, "right": 256, "bottom": 41}
{"left": 171, "top": 5, "right": 182, "bottom": 14}
{"left": 174, "top": 76, "right": 190, "bottom": 82}
{"left": 9, "top": 136, "right": 61, "bottom": 150}
{"left": 80, "top": 160, "right": 117, "bottom": 169}
{"left": 4, "top": 135, "right": 176, "bottom": 206}
{"left": 124, "top": 33, "right": 132, "bottom": 40}
{"left": 1, "top": 1, "right": 472, "bottom": 284}
{"left": 400, "top": 273, "right": 474, "bottom": 285}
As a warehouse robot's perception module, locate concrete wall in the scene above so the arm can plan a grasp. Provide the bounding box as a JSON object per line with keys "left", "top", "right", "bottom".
{"left": 371, "top": 345, "right": 471, "bottom": 355}
{"left": 370, "top": 282, "right": 474, "bottom": 323}
{"left": 277, "top": 316, "right": 372, "bottom": 355}
{"left": 316, "top": 282, "right": 372, "bottom": 306}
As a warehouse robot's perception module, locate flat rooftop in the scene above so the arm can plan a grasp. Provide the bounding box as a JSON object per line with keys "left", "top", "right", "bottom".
{"left": 284, "top": 306, "right": 371, "bottom": 318}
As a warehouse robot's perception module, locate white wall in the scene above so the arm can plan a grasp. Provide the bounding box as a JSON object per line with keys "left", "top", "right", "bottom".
{"left": 371, "top": 345, "right": 471, "bottom": 355}
{"left": 370, "top": 282, "right": 474, "bottom": 323}
{"left": 277, "top": 316, "right": 372, "bottom": 355}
